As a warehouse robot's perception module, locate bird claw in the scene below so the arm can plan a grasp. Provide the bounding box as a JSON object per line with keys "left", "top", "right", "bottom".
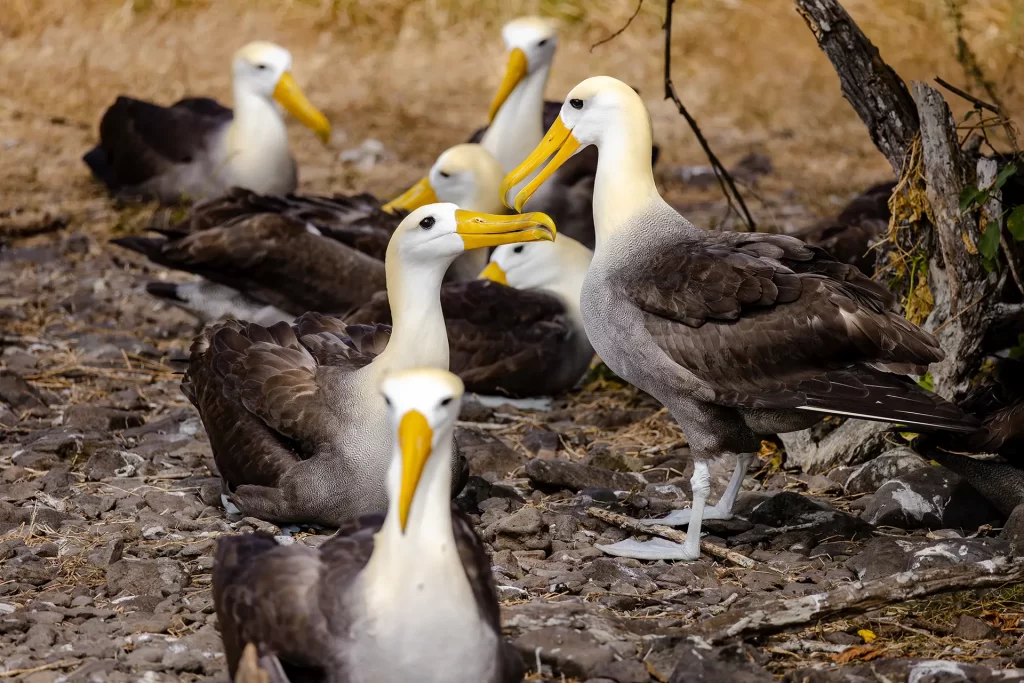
{"left": 637, "top": 505, "right": 733, "bottom": 527}
{"left": 221, "top": 493, "right": 243, "bottom": 516}
{"left": 596, "top": 537, "right": 700, "bottom": 561}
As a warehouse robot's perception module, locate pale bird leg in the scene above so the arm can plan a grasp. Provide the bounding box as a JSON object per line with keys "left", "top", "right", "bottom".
{"left": 641, "top": 452, "right": 753, "bottom": 527}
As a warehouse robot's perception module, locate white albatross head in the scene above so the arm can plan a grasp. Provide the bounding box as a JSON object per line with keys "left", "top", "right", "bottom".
{"left": 232, "top": 41, "right": 331, "bottom": 144}
{"left": 380, "top": 368, "right": 465, "bottom": 532}
{"left": 481, "top": 233, "right": 592, "bottom": 293}
{"left": 487, "top": 17, "right": 559, "bottom": 123}
{"left": 383, "top": 144, "right": 508, "bottom": 215}
{"left": 500, "top": 76, "right": 653, "bottom": 212}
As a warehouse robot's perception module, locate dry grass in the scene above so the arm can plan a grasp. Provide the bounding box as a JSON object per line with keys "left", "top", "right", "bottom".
{"left": 1, "top": 0, "right": 1022, "bottom": 227}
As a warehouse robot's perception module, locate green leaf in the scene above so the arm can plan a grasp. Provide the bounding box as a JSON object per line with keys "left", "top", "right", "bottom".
{"left": 964, "top": 109, "right": 977, "bottom": 121}
{"left": 979, "top": 220, "right": 1001, "bottom": 259}
{"left": 1008, "top": 206, "right": 1024, "bottom": 241}
{"left": 959, "top": 185, "right": 989, "bottom": 212}
{"left": 916, "top": 372, "right": 934, "bottom": 392}
{"left": 1011, "top": 334, "right": 1024, "bottom": 360}
{"left": 994, "top": 163, "right": 1019, "bottom": 190}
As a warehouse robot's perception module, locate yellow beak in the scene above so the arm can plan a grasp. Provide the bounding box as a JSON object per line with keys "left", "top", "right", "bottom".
{"left": 455, "top": 209, "right": 555, "bottom": 250}
{"left": 479, "top": 261, "right": 508, "bottom": 285}
{"left": 488, "top": 48, "right": 529, "bottom": 123}
{"left": 273, "top": 72, "right": 331, "bottom": 144}
{"left": 500, "top": 117, "right": 581, "bottom": 212}
{"left": 397, "top": 410, "right": 433, "bottom": 532}
{"left": 382, "top": 177, "right": 439, "bottom": 215}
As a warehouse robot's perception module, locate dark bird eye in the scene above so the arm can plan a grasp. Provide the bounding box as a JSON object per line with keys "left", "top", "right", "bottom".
{"left": 419, "top": 216, "right": 436, "bottom": 230}
{"left": 384, "top": 396, "right": 392, "bottom": 406}
{"left": 440, "top": 397, "right": 452, "bottom": 407}
{"left": 570, "top": 98, "right": 584, "bottom": 110}
{"left": 256, "top": 63, "right": 269, "bottom": 71}
{"left": 537, "top": 39, "right": 548, "bottom": 47}
{"left": 439, "top": 171, "right": 451, "bottom": 179}
{"left": 513, "top": 245, "right": 525, "bottom": 254}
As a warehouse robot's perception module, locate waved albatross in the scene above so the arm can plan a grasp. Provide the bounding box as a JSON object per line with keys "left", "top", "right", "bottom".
{"left": 84, "top": 41, "right": 330, "bottom": 203}
{"left": 113, "top": 144, "right": 511, "bottom": 324}
{"left": 501, "top": 76, "right": 978, "bottom": 561}
{"left": 213, "top": 368, "right": 524, "bottom": 683}
{"left": 348, "top": 234, "right": 594, "bottom": 398}
{"left": 184, "top": 204, "right": 554, "bottom": 525}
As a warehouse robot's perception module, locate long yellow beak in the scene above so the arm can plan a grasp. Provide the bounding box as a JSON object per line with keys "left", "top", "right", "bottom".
{"left": 479, "top": 261, "right": 508, "bottom": 285}
{"left": 382, "top": 177, "right": 439, "bottom": 215}
{"left": 487, "top": 48, "right": 529, "bottom": 123}
{"left": 397, "top": 410, "right": 432, "bottom": 532}
{"left": 455, "top": 209, "right": 555, "bottom": 250}
{"left": 273, "top": 72, "right": 331, "bottom": 144}
{"left": 500, "top": 117, "right": 581, "bottom": 212}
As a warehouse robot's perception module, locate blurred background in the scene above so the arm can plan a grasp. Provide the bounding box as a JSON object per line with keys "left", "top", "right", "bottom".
{"left": 2, "top": 0, "right": 1021, "bottom": 227}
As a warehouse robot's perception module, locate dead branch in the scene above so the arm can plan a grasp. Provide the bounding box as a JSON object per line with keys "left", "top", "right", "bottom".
{"left": 587, "top": 506, "right": 756, "bottom": 569}
{"left": 935, "top": 76, "right": 1000, "bottom": 115}
{"left": 590, "top": 0, "right": 644, "bottom": 52}
{"left": 685, "top": 557, "right": 1024, "bottom": 645}
{"left": 664, "top": 0, "right": 756, "bottom": 232}
{"left": 794, "top": 0, "right": 919, "bottom": 175}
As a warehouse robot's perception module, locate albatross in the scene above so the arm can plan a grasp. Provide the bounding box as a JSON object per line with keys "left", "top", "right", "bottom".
{"left": 348, "top": 234, "right": 594, "bottom": 398}
{"left": 500, "top": 76, "right": 977, "bottom": 561}
{"left": 113, "top": 143, "right": 512, "bottom": 324}
{"left": 213, "top": 368, "right": 524, "bottom": 683}
{"left": 184, "top": 204, "right": 553, "bottom": 525}
{"left": 84, "top": 41, "right": 330, "bottom": 203}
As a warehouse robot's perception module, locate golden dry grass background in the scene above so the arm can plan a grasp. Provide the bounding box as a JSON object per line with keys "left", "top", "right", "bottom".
{"left": 1, "top": 0, "right": 1022, "bottom": 225}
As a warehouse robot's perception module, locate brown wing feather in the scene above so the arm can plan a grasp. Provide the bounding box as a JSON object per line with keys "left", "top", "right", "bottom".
{"left": 115, "top": 213, "right": 387, "bottom": 314}
{"left": 622, "top": 231, "right": 974, "bottom": 430}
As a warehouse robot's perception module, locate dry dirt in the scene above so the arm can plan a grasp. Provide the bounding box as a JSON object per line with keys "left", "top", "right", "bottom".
{"left": 2, "top": 1, "right": 1024, "bottom": 681}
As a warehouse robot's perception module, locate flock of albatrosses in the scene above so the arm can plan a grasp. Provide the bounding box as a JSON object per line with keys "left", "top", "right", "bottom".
{"left": 85, "top": 16, "right": 1006, "bottom": 683}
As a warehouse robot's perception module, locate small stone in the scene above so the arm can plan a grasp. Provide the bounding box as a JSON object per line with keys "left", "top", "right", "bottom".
{"left": 490, "top": 507, "right": 543, "bottom": 537}
{"left": 669, "top": 642, "right": 772, "bottom": 682}
{"left": 842, "top": 448, "right": 929, "bottom": 494}
{"left": 457, "top": 428, "right": 527, "bottom": 479}
{"left": 89, "top": 538, "right": 124, "bottom": 566}
{"left": 592, "top": 659, "right": 650, "bottom": 683}
{"left": 952, "top": 614, "right": 997, "bottom": 640}
{"left": 106, "top": 558, "right": 188, "bottom": 597}
{"left": 858, "top": 466, "right": 1001, "bottom": 530}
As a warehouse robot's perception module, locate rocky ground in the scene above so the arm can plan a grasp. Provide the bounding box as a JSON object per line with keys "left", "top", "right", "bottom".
{"left": 2, "top": 204, "right": 1024, "bottom": 683}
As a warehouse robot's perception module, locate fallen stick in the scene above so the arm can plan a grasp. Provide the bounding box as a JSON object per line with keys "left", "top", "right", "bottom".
{"left": 685, "top": 556, "right": 1024, "bottom": 645}
{"left": 587, "top": 507, "right": 756, "bottom": 569}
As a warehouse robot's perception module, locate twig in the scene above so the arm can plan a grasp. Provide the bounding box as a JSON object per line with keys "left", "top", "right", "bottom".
{"left": 587, "top": 506, "right": 756, "bottom": 568}
{"left": 684, "top": 556, "right": 1024, "bottom": 645}
{"left": 663, "top": 0, "right": 756, "bottom": 232}
{"left": 0, "top": 660, "right": 78, "bottom": 678}
{"left": 934, "top": 76, "right": 1000, "bottom": 115}
{"left": 590, "top": 0, "right": 644, "bottom": 52}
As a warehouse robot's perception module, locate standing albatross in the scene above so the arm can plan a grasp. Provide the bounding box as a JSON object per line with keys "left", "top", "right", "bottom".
{"left": 500, "top": 76, "right": 977, "bottom": 561}
{"left": 184, "top": 204, "right": 553, "bottom": 525}
{"left": 213, "top": 368, "right": 524, "bottom": 683}
{"left": 84, "top": 41, "right": 330, "bottom": 203}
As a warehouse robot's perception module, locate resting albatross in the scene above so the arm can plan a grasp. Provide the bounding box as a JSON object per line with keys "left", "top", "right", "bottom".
{"left": 501, "top": 76, "right": 977, "bottom": 561}
{"left": 184, "top": 204, "right": 553, "bottom": 525}
{"left": 84, "top": 41, "right": 330, "bottom": 203}
{"left": 347, "top": 234, "right": 594, "bottom": 398}
{"left": 213, "top": 368, "right": 524, "bottom": 683}
{"left": 113, "top": 144, "right": 510, "bottom": 324}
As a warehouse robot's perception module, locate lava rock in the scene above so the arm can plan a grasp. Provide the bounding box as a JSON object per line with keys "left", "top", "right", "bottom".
{"left": 784, "top": 658, "right": 1024, "bottom": 682}
{"left": 840, "top": 448, "right": 929, "bottom": 494}
{"left": 527, "top": 459, "right": 642, "bottom": 493}
{"left": 83, "top": 449, "right": 129, "bottom": 481}
{"left": 456, "top": 428, "right": 527, "bottom": 479}
{"left": 0, "top": 370, "right": 48, "bottom": 411}
{"left": 857, "top": 466, "right": 1001, "bottom": 530}
{"left": 670, "top": 641, "right": 773, "bottom": 682}
{"left": 952, "top": 614, "right": 997, "bottom": 640}
{"left": 514, "top": 626, "right": 616, "bottom": 679}
{"left": 106, "top": 558, "right": 188, "bottom": 598}
{"left": 846, "top": 536, "right": 1009, "bottom": 580}
{"left": 592, "top": 659, "right": 650, "bottom": 683}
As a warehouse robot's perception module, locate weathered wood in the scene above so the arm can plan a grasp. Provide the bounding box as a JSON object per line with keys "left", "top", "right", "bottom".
{"left": 587, "top": 507, "right": 756, "bottom": 569}
{"left": 794, "top": 0, "right": 919, "bottom": 175}
{"left": 685, "top": 557, "right": 1024, "bottom": 645}
{"left": 916, "top": 83, "right": 1004, "bottom": 399}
